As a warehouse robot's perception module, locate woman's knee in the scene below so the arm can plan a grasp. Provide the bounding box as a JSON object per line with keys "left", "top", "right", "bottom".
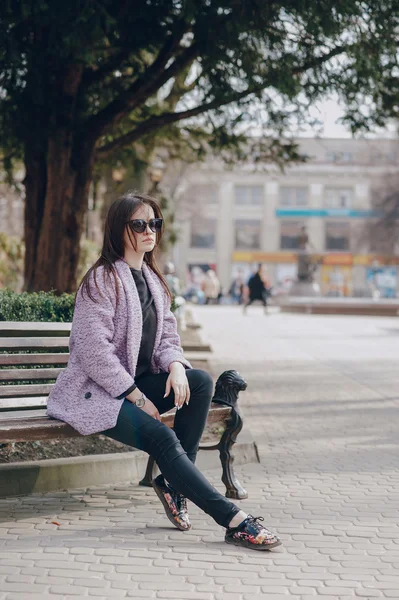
{"left": 141, "top": 420, "right": 185, "bottom": 459}
{"left": 187, "top": 369, "right": 214, "bottom": 396}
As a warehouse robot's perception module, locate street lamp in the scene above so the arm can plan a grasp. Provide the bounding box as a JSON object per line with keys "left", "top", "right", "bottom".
{"left": 149, "top": 158, "right": 165, "bottom": 194}
{"left": 111, "top": 163, "right": 126, "bottom": 183}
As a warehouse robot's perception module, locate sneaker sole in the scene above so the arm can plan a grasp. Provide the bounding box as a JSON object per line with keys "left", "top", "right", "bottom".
{"left": 152, "top": 480, "right": 191, "bottom": 532}
{"left": 225, "top": 537, "right": 282, "bottom": 551}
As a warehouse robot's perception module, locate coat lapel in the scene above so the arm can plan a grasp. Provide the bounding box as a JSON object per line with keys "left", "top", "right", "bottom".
{"left": 114, "top": 258, "right": 142, "bottom": 376}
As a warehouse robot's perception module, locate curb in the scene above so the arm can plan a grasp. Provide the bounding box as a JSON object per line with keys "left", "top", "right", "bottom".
{"left": 0, "top": 427, "right": 259, "bottom": 498}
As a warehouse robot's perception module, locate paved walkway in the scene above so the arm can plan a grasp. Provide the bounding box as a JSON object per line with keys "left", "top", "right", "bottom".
{"left": 1, "top": 308, "right": 399, "bottom": 599}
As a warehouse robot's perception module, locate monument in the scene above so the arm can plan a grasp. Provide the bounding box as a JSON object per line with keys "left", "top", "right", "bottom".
{"left": 289, "top": 226, "right": 321, "bottom": 297}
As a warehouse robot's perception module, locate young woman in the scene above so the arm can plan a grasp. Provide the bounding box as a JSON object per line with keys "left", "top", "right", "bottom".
{"left": 46, "top": 191, "right": 281, "bottom": 551}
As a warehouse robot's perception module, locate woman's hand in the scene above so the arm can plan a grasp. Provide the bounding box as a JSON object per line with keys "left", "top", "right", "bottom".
{"left": 164, "top": 362, "right": 190, "bottom": 409}
{"left": 139, "top": 398, "right": 161, "bottom": 421}
{"left": 126, "top": 390, "right": 161, "bottom": 421}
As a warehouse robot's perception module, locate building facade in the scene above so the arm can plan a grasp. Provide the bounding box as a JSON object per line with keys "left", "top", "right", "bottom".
{"left": 173, "top": 137, "right": 399, "bottom": 298}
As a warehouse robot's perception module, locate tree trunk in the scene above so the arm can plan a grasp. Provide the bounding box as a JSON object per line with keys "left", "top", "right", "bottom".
{"left": 23, "top": 63, "right": 94, "bottom": 294}
{"left": 24, "top": 137, "right": 95, "bottom": 294}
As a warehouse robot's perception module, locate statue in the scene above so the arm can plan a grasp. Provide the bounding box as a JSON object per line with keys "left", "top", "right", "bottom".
{"left": 288, "top": 226, "right": 321, "bottom": 297}
{"left": 297, "top": 226, "right": 316, "bottom": 283}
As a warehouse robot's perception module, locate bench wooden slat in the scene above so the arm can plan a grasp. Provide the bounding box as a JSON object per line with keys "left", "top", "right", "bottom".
{"left": 0, "top": 383, "right": 55, "bottom": 398}
{"left": 0, "top": 405, "right": 232, "bottom": 443}
{"left": 0, "top": 353, "right": 70, "bottom": 366}
{"left": 0, "top": 323, "right": 71, "bottom": 338}
{"left": 0, "top": 397, "right": 48, "bottom": 411}
{"left": 0, "top": 417, "right": 81, "bottom": 442}
{"left": 0, "top": 338, "right": 70, "bottom": 351}
{"left": 0, "top": 408, "right": 47, "bottom": 419}
{"left": 0, "top": 322, "right": 72, "bottom": 333}
{"left": 0, "top": 368, "right": 63, "bottom": 382}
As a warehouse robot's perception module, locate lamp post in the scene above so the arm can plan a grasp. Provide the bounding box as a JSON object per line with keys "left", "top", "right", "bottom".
{"left": 149, "top": 158, "right": 165, "bottom": 195}
{"left": 111, "top": 164, "right": 126, "bottom": 183}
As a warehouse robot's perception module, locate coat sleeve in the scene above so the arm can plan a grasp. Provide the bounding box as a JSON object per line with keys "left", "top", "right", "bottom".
{"left": 72, "top": 272, "right": 135, "bottom": 398}
{"left": 154, "top": 291, "right": 192, "bottom": 373}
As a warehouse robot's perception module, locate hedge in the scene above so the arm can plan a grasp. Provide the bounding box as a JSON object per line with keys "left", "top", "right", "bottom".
{"left": 0, "top": 288, "right": 176, "bottom": 322}
{"left": 0, "top": 289, "right": 75, "bottom": 322}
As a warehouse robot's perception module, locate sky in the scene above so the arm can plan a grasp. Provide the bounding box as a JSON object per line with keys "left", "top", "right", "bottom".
{"left": 298, "top": 96, "right": 397, "bottom": 139}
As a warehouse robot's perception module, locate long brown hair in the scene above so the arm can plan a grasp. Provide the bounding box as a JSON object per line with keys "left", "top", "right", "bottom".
{"left": 79, "top": 191, "right": 172, "bottom": 302}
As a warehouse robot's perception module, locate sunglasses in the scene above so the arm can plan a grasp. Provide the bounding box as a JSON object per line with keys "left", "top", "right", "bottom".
{"left": 127, "top": 218, "right": 163, "bottom": 234}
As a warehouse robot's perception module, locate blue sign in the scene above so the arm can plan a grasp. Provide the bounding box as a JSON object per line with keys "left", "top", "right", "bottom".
{"left": 276, "top": 208, "right": 380, "bottom": 218}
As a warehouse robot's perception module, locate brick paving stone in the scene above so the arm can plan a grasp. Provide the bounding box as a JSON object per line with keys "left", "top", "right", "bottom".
{"left": 1, "top": 311, "right": 399, "bottom": 598}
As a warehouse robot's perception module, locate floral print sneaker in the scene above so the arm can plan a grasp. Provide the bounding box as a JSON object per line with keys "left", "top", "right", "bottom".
{"left": 225, "top": 515, "right": 281, "bottom": 550}
{"left": 152, "top": 475, "right": 191, "bottom": 531}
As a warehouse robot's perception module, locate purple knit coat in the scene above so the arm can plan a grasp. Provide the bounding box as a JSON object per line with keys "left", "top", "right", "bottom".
{"left": 46, "top": 258, "right": 192, "bottom": 435}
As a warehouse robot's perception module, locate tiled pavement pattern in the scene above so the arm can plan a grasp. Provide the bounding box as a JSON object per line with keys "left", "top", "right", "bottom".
{"left": 1, "top": 307, "right": 399, "bottom": 599}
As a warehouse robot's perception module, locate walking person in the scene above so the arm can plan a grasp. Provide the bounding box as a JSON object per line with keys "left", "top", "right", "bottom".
{"left": 202, "top": 269, "right": 221, "bottom": 305}
{"left": 229, "top": 273, "right": 245, "bottom": 305}
{"left": 46, "top": 191, "right": 281, "bottom": 551}
{"left": 243, "top": 264, "right": 270, "bottom": 315}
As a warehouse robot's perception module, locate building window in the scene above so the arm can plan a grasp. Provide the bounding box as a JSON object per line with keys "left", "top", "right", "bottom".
{"left": 190, "top": 218, "right": 216, "bottom": 249}
{"left": 325, "top": 151, "right": 352, "bottom": 163}
{"left": 280, "top": 221, "right": 302, "bottom": 250}
{"left": 324, "top": 188, "right": 353, "bottom": 209}
{"left": 234, "top": 185, "right": 263, "bottom": 206}
{"left": 325, "top": 222, "right": 351, "bottom": 251}
{"left": 235, "top": 219, "right": 261, "bottom": 250}
{"left": 191, "top": 184, "right": 218, "bottom": 205}
{"left": 280, "top": 187, "right": 308, "bottom": 206}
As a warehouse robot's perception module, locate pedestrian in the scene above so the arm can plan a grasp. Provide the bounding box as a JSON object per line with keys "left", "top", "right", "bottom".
{"left": 229, "top": 274, "right": 245, "bottom": 304}
{"left": 243, "top": 264, "right": 271, "bottom": 314}
{"left": 202, "top": 269, "right": 221, "bottom": 305}
{"left": 46, "top": 191, "right": 281, "bottom": 551}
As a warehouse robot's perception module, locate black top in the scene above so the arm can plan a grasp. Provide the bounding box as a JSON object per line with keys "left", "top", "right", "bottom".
{"left": 131, "top": 267, "right": 158, "bottom": 379}
{"left": 248, "top": 273, "right": 265, "bottom": 299}
{"left": 116, "top": 267, "right": 157, "bottom": 399}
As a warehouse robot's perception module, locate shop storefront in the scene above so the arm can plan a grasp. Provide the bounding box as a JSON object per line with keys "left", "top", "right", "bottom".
{"left": 231, "top": 252, "right": 399, "bottom": 298}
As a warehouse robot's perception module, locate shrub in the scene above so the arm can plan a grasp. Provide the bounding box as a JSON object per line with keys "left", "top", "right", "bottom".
{"left": 0, "top": 288, "right": 176, "bottom": 322}
{"left": 0, "top": 289, "right": 75, "bottom": 322}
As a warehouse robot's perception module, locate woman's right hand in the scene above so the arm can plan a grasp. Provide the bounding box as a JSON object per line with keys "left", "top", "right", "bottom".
{"left": 139, "top": 397, "right": 161, "bottom": 421}
{"left": 126, "top": 389, "right": 161, "bottom": 421}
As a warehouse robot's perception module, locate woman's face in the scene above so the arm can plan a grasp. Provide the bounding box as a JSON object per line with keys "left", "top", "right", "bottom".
{"left": 124, "top": 203, "right": 157, "bottom": 255}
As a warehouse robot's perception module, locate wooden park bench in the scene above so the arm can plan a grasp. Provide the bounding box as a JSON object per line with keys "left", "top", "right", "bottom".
{"left": 0, "top": 322, "right": 248, "bottom": 499}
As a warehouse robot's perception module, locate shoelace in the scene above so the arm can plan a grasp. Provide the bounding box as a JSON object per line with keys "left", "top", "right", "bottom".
{"left": 245, "top": 515, "right": 265, "bottom": 532}
{"left": 167, "top": 484, "right": 187, "bottom": 512}
{"left": 176, "top": 493, "right": 188, "bottom": 511}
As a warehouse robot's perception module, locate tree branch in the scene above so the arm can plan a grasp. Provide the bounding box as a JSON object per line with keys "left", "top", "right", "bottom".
{"left": 83, "top": 23, "right": 198, "bottom": 139}
{"left": 81, "top": 46, "right": 139, "bottom": 89}
{"left": 96, "top": 44, "right": 349, "bottom": 159}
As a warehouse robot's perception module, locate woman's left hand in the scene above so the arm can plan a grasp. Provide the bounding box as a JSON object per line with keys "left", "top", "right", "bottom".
{"left": 164, "top": 362, "right": 190, "bottom": 409}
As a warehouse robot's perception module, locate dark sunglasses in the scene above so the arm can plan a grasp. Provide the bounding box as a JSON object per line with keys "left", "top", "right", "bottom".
{"left": 127, "top": 218, "right": 163, "bottom": 234}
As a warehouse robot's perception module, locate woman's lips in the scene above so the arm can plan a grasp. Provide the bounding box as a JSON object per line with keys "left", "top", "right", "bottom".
{"left": 143, "top": 238, "right": 154, "bottom": 243}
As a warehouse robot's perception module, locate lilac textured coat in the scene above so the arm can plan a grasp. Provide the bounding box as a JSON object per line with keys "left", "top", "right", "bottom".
{"left": 46, "top": 259, "right": 192, "bottom": 435}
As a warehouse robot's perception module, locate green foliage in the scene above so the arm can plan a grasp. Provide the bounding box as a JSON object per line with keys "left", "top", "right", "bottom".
{"left": 1, "top": 1, "right": 398, "bottom": 292}
{"left": 1, "top": 0, "right": 398, "bottom": 176}
{"left": 0, "top": 231, "right": 102, "bottom": 293}
{"left": 76, "top": 238, "right": 102, "bottom": 286}
{"left": 0, "top": 232, "right": 24, "bottom": 290}
{"left": 0, "top": 289, "right": 75, "bottom": 322}
{"left": 0, "top": 286, "right": 176, "bottom": 322}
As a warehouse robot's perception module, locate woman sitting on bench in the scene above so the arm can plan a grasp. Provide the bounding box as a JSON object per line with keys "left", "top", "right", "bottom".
{"left": 47, "top": 191, "right": 281, "bottom": 551}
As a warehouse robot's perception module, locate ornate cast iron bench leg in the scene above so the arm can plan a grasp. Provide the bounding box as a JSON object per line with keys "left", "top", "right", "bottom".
{"left": 140, "top": 369, "right": 248, "bottom": 498}
{"left": 211, "top": 369, "right": 248, "bottom": 499}
{"left": 139, "top": 455, "right": 156, "bottom": 487}
{"left": 218, "top": 406, "right": 248, "bottom": 499}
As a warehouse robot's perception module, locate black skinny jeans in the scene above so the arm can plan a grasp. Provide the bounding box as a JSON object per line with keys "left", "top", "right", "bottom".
{"left": 101, "top": 369, "right": 240, "bottom": 528}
